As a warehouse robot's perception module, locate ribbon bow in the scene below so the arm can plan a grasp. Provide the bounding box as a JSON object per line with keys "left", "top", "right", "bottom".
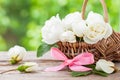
{"left": 45, "top": 48, "right": 94, "bottom": 72}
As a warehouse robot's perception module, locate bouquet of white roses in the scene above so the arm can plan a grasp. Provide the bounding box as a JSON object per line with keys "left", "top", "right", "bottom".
{"left": 41, "top": 11, "right": 112, "bottom": 45}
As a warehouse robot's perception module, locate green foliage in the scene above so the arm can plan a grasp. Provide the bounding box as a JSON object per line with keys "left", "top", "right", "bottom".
{"left": 37, "top": 42, "right": 53, "bottom": 57}
{"left": 0, "top": 0, "right": 119, "bottom": 50}
{"left": 92, "top": 69, "right": 109, "bottom": 77}
{"left": 71, "top": 64, "right": 109, "bottom": 77}
{"left": 10, "top": 59, "right": 18, "bottom": 65}
{"left": 37, "top": 42, "right": 57, "bottom": 57}
{"left": 17, "top": 65, "right": 29, "bottom": 72}
{"left": 72, "top": 71, "right": 92, "bottom": 77}
{"left": 72, "top": 70, "right": 109, "bottom": 77}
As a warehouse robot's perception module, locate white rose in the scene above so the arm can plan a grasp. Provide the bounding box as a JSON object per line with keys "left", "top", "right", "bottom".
{"left": 62, "top": 12, "right": 82, "bottom": 30}
{"left": 96, "top": 59, "right": 115, "bottom": 74}
{"left": 86, "top": 11, "right": 104, "bottom": 25}
{"left": 104, "top": 23, "right": 113, "bottom": 39}
{"left": 72, "top": 20, "right": 87, "bottom": 37}
{"left": 17, "top": 62, "right": 39, "bottom": 72}
{"left": 60, "top": 31, "right": 76, "bottom": 43}
{"left": 8, "top": 45, "right": 27, "bottom": 64}
{"left": 41, "top": 14, "right": 64, "bottom": 44}
{"left": 84, "top": 22, "right": 107, "bottom": 44}
{"left": 84, "top": 11, "right": 113, "bottom": 44}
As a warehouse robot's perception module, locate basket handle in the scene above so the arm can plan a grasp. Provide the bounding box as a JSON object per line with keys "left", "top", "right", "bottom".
{"left": 81, "top": 0, "right": 108, "bottom": 23}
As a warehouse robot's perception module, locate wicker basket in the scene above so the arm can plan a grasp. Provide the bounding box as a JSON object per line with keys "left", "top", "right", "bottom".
{"left": 57, "top": 0, "right": 120, "bottom": 62}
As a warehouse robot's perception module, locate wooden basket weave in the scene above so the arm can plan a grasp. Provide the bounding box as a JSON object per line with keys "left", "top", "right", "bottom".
{"left": 57, "top": 0, "right": 120, "bottom": 62}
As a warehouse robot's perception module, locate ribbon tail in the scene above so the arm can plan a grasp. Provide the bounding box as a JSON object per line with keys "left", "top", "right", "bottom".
{"left": 69, "top": 65, "right": 92, "bottom": 72}
{"left": 51, "top": 48, "right": 68, "bottom": 60}
{"left": 73, "top": 52, "right": 94, "bottom": 65}
{"left": 44, "top": 62, "right": 66, "bottom": 72}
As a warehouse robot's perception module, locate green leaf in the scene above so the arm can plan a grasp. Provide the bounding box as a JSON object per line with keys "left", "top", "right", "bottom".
{"left": 37, "top": 42, "right": 57, "bottom": 57}
{"left": 85, "top": 64, "right": 96, "bottom": 69}
{"left": 10, "top": 55, "right": 21, "bottom": 65}
{"left": 71, "top": 71, "right": 92, "bottom": 77}
{"left": 17, "top": 65, "right": 29, "bottom": 72}
{"left": 93, "top": 70, "right": 109, "bottom": 77}
{"left": 86, "top": 64, "right": 109, "bottom": 77}
{"left": 10, "top": 59, "right": 18, "bottom": 65}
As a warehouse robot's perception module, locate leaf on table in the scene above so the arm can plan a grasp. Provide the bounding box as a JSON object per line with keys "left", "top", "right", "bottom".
{"left": 71, "top": 71, "right": 92, "bottom": 77}
{"left": 72, "top": 64, "right": 109, "bottom": 77}
{"left": 17, "top": 65, "right": 29, "bottom": 72}
{"left": 86, "top": 64, "right": 109, "bottom": 77}
{"left": 92, "top": 70, "right": 109, "bottom": 77}
{"left": 85, "top": 64, "right": 96, "bottom": 69}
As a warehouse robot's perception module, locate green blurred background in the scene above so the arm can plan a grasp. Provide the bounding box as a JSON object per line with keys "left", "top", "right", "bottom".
{"left": 0, "top": 0, "right": 119, "bottom": 51}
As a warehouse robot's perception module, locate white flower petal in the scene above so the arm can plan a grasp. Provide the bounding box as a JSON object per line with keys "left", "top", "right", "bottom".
{"left": 107, "top": 61, "right": 115, "bottom": 67}
{"left": 24, "top": 62, "right": 39, "bottom": 72}
{"left": 104, "top": 23, "right": 113, "bottom": 39}
{"left": 60, "top": 31, "right": 76, "bottom": 43}
{"left": 83, "top": 36, "right": 99, "bottom": 44}
{"left": 41, "top": 14, "right": 64, "bottom": 44}
{"left": 62, "top": 12, "right": 82, "bottom": 30}
{"left": 83, "top": 23, "right": 106, "bottom": 44}
{"left": 86, "top": 11, "right": 104, "bottom": 25}
{"left": 95, "top": 62, "right": 102, "bottom": 70}
{"left": 84, "top": 12, "right": 113, "bottom": 44}
{"left": 96, "top": 59, "right": 115, "bottom": 74}
{"left": 72, "top": 20, "right": 87, "bottom": 37}
{"left": 8, "top": 45, "right": 26, "bottom": 61}
{"left": 100, "top": 63, "right": 114, "bottom": 74}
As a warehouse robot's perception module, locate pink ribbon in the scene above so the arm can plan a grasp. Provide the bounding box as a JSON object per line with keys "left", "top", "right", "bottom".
{"left": 45, "top": 48, "right": 94, "bottom": 72}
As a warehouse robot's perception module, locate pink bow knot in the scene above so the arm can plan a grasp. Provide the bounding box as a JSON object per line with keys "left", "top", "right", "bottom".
{"left": 45, "top": 48, "right": 94, "bottom": 72}
{"left": 65, "top": 59, "right": 73, "bottom": 65}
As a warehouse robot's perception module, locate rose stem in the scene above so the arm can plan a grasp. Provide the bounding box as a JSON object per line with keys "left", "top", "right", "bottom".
{"left": 0, "top": 69, "right": 16, "bottom": 74}
{"left": 0, "top": 63, "right": 10, "bottom": 66}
